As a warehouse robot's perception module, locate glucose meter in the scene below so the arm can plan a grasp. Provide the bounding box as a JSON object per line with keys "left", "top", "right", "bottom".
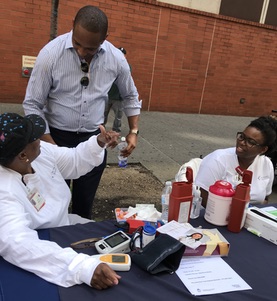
{"left": 94, "top": 253, "right": 131, "bottom": 271}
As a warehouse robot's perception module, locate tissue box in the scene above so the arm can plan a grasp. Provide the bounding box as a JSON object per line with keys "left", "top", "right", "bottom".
{"left": 244, "top": 206, "right": 277, "bottom": 245}
{"left": 115, "top": 204, "right": 161, "bottom": 222}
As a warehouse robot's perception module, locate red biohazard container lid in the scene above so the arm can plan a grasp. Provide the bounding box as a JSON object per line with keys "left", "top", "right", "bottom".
{"left": 171, "top": 181, "right": 192, "bottom": 197}
{"left": 209, "top": 180, "right": 235, "bottom": 197}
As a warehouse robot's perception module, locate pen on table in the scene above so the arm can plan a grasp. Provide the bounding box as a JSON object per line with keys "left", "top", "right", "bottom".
{"left": 247, "top": 227, "right": 261, "bottom": 237}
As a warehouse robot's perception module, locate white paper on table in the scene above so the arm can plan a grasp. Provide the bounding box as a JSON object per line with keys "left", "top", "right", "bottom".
{"left": 176, "top": 257, "right": 252, "bottom": 296}
{"left": 157, "top": 220, "right": 193, "bottom": 238}
{"left": 157, "top": 220, "right": 203, "bottom": 249}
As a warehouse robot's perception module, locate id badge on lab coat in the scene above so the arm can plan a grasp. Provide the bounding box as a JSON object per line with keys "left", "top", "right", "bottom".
{"left": 27, "top": 188, "right": 46, "bottom": 211}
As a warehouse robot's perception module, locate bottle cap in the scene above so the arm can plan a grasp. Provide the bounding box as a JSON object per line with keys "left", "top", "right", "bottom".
{"left": 121, "top": 137, "right": 126, "bottom": 142}
{"left": 143, "top": 223, "right": 156, "bottom": 235}
{"left": 193, "top": 185, "right": 201, "bottom": 198}
{"left": 209, "top": 180, "right": 235, "bottom": 197}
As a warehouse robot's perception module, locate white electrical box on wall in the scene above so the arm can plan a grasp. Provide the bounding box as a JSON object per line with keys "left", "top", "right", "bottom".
{"left": 22, "top": 55, "right": 36, "bottom": 77}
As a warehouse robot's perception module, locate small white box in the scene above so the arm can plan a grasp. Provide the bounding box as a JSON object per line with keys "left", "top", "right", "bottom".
{"left": 244, "top": 206, "right": 277, "bottom": 245}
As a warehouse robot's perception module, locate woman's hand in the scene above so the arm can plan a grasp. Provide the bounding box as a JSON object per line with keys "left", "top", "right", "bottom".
{"left": 90, "top": 263, "right": 121, "bottom": 290}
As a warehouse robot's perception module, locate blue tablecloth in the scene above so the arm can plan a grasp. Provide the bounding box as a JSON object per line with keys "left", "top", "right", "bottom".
{"left": 0, "top": 212, "right": 276, "bottom": 301}
{"left": 0, "top": 229, "right": 59, "bottom": 301}
{"left": 56, "top": 218, "right": 277, "bottom": 301}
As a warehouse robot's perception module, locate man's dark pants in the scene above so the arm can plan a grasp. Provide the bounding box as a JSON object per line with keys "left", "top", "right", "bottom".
{"left": 50, "top": 127, "right": 107, "bottom": 219}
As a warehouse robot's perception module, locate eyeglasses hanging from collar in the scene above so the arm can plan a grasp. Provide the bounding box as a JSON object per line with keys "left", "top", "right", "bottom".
{"left": 80, "top": 62, "right": 89, "bottom": 87}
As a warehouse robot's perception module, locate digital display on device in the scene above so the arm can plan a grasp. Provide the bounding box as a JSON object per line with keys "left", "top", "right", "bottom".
{"left": 105, "top": 232, "right": 129, "bottom": 248}
{"left": 111, "top": 255, "right": 126, "bottom": 263}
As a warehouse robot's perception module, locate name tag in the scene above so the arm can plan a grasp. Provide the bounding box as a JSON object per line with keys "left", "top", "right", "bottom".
{"left": 28, "top": 188, "right": 46, "bottom": 211}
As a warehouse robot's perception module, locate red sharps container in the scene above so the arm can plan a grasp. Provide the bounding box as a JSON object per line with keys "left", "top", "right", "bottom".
{"left": 227, "top": 170, "right": 253, "bottom": 233}
{"left": 168, "top": 167, "right": 193, "bottom": 223}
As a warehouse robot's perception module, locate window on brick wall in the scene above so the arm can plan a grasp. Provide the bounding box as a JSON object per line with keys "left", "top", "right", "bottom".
{"left": 219, "top": 0, "right": 264, "bottom": 23}
{"left": 159, "top": 0, "right": 277, "bottom": 26}
{"left": 265, "top": 0, "right": 277, "bottom": 26}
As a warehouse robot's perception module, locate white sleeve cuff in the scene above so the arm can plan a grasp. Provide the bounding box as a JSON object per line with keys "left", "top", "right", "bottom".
{"left": 79, "top": 256, "right": 101, "bottom": 286}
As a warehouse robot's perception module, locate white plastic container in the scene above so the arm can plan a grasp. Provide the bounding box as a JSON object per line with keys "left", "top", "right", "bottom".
{"left": 204, "top": 180, "right": 235, "bottom": 226}
{"left": 142, "top": 223, "right": 156, "bottom": 247}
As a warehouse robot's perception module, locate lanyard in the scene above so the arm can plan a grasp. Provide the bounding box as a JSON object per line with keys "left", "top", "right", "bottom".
{"left": 235, "top": 166, "right": 244, "bottom": 182}
{"left": 21, "top": 176, "right": 46, "bottom": 211}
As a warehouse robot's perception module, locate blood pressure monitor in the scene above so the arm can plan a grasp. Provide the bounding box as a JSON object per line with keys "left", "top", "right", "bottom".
{"left": 95, "top": 230, "right": 131, "bottom": 254}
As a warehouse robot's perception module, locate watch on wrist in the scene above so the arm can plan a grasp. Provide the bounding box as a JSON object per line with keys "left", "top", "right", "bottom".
{"left": 130, "top": 129, "right": 139, "bottom": 135}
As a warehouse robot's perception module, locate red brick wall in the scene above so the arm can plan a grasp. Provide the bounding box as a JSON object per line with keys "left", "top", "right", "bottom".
{"left": 1, "top": 0, "right": 277, "bottom": 116}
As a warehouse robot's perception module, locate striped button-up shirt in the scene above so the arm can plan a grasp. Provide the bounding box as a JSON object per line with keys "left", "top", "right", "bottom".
{"left": 23, "top": 31, "right": 141, "bottom": 133}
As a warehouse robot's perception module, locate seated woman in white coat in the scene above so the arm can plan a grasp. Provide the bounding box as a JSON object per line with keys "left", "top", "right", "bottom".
{"left": 195, "top": 116, "right": 277, "bottom": 207}
{"left": 0, "top": 112, "right": 120, "bottom": 290}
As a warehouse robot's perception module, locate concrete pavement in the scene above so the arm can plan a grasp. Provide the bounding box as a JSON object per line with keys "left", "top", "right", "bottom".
{"left": 1, "top": 103, "right": 276, "bottom": 201}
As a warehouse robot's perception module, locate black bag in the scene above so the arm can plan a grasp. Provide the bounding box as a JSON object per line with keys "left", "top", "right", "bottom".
{"left": 129, "top": 233, "right": 186, "bottom": 274}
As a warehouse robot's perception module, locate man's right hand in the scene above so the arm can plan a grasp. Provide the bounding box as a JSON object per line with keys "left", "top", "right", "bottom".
{"left": 90, "top": 263, "right": 121, "bottom": 290}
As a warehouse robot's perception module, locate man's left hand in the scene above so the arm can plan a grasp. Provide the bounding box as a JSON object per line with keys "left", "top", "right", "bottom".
{"left": 120, "top": 133, "right": 138, "bottom": 157}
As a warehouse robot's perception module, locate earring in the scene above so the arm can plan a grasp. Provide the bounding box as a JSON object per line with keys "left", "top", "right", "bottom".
{"left": 26, "top": 159, "right": 29, "bottom": 163}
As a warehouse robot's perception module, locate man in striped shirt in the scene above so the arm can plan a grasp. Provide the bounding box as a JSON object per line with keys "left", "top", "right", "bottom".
{"left": 23, "top": 5, "right": 141, "bottom": 219}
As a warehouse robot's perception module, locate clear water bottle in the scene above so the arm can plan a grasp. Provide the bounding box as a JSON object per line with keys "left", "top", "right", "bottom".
{"left": 190, "top": 185, "right": 202, "bottom": 219}
{"left": 161, "top": 181, "right": 172, "bottom": 223}
{"left": 118, "top": 137, "right": 128, "bottom": 168}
